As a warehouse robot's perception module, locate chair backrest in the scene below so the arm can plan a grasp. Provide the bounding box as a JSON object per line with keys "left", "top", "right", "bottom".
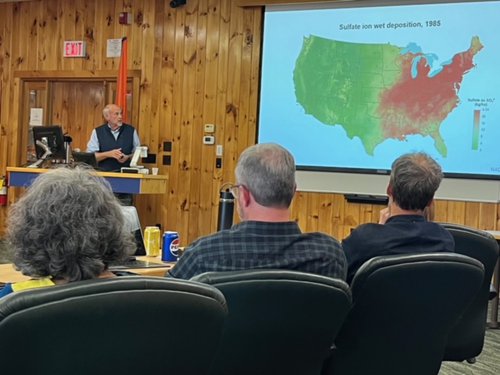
{"left": 0, "top": 276, "right": 227, "bottom": 375}
{"left": 323, "top": 253, "right": 484, "bottom": 375}
{"left": 440, "top": 223, "right": 499, "bottom": 361}
{"left": 192, "top": 269, "right": 352, "bottom": 375}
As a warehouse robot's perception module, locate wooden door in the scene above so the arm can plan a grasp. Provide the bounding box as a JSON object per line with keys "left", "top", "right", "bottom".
{"left": 23, "top": 81, "right": 48, "bottom": 163}
{"left": 50, "top": 80, "right": 106, "bottom": 152}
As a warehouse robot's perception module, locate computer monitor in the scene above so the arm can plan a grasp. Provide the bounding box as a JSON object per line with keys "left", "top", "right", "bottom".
{"left": 32, "top": 125, "right": 66, "bottom": 160}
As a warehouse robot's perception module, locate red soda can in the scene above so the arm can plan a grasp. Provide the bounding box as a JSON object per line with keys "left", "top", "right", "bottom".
{"left": 162, "top": 231, "right": 180, "bottom": 262}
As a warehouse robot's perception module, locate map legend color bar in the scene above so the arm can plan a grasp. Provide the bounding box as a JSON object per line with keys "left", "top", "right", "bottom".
{"left": 472, "top": 109, "right": 480, "bottom": 150}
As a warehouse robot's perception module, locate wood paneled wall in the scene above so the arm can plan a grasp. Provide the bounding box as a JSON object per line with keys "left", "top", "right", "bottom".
{"left": 0, "top": 0, "right": 499, "bottom": 245}
{"left": 291, "top": 192, "right": 500, "bottom": 240}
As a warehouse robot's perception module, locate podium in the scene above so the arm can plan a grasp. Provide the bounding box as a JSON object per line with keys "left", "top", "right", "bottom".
{"left": 7, "top": 167, "right": 167, "bottom": 194}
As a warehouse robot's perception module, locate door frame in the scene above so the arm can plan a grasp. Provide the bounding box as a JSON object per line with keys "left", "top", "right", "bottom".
{"left": 12, "top": 70, "right": 141, "bottom": 167}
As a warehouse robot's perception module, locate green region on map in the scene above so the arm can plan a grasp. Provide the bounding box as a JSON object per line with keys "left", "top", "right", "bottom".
{"left": 293, "top": 35, "right": 483, "bottom": 156}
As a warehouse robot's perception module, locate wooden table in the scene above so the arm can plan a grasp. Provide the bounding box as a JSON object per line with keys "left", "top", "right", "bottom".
{"left": 7, "top": 167, "right": 168, "bottom": 194}
{"left": 0, "top": 256, "right": 174, "bottom": 284}
{"left": 486, "top": 231, "right": 500, "bottom": 329}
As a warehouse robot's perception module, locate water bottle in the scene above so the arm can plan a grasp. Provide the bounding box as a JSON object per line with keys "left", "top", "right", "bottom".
{"left": 217, "top": 189, "right": 234, "bottom": 231}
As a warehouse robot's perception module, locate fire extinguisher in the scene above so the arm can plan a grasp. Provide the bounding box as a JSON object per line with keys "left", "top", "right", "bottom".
{"left": 0, "top": 176, "right": 7, "bottom": 206}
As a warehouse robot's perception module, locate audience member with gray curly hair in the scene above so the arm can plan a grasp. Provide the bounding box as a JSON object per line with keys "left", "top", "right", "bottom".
{"left": 0, "top": 167, "right": 135, "bottom": 298}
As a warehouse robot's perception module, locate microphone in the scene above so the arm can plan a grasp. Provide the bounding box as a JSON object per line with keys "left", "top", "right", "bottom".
{"left": 64, "top": 134, "right": 72, "bottom": 164}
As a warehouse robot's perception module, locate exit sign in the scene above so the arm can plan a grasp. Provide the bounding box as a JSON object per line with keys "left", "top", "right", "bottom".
{"left": 63, "top": 41, "right": 86, "bottom": 57}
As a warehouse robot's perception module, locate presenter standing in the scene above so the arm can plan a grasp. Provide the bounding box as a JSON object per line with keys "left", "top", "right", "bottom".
{"left": 87, "top": 103, "right": 141, "bottom": 205}
{"left": 86, "top": 104, "right": 140, "bottom": 172}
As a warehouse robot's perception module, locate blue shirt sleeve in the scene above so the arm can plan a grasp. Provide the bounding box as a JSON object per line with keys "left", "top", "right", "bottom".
{"left": 132, "top": 130, "right": 141, "bottom": 152}
{"left": 86, "top": 129, "right": 99, "bottom": 153}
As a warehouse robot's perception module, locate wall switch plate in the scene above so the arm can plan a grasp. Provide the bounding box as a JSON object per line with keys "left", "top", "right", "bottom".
{"left": 216, "top": 144, "right": 223, "bottom": 156}
{"left": 216, "top": 157, "right": 222, "bottom": 169}
{"left": 204, "top": 123, "right": 215, "bottom": 133}
{"left": 163, "top": 141, "right": 172, "bottom": 152}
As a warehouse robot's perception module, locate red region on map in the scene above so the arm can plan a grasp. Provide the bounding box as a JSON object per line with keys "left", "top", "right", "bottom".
{"left": 378, "top": 37, "right": 483, "bottom": 156}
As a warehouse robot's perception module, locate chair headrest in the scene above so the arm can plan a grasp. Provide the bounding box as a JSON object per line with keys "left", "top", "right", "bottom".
{"left": 192, "top": 269, "right": 350, "bottom": 294}
{"left": 439, "top": 222, "right": 497, "bottom": 242}
{"left": 351, "top": 252, "right": 484, "bottom": 293}
{"left": 0, "top": 276, "right": 227, "bottom": 321}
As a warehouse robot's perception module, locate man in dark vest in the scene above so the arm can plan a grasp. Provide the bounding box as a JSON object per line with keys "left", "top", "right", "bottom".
{"left": 86, "top": 104, "right": 140, "bottom": 172}
{"left": 87, "top": 103, "right": 141, "bottom": 205}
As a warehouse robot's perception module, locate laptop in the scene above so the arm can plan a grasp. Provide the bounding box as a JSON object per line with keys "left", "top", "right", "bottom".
{"left": 108, "top": 233, "right": 167, "bottom": 270}
{"left": 108, "top": 256, "right": 167, "bottom": 270}
{"left": 72, "top": 151, "right": 98, "bottom": 168}
{"left": 108, "top": 207, "right": 166, "bottom": 270}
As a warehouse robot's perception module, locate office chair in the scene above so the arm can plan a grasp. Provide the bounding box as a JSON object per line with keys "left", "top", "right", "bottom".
{"left": 322, "top": 253, "right": 484, "bottom": 375}
{"left": 0, "top": 276, "right": 227, "bottom": 375}
{"left": 440, "top": 223, "right": 499, "bottom": 363}
{"left": 192, "top": 269, "right": 352, "bottom": 375}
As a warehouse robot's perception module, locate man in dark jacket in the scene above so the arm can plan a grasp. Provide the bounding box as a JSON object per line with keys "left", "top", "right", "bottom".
{"left": 342, "top": 152, "right": 455, "bottom": 283}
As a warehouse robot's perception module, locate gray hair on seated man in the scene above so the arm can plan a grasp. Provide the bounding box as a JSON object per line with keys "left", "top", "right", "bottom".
{"left": 7, "top": 167, "right": 135, "bottom": 282}
{"left": 235, "top": 143, "right": 296, "bottom": 208}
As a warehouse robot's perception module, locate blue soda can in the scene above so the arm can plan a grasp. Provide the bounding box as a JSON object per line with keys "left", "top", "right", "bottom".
{"left": 162, "top": 231, "right": 180, "bottom": 262}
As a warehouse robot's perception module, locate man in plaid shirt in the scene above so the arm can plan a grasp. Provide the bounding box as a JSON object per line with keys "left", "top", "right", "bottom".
{"left": 169, "top": 143, "right": 347, "bottom": 280}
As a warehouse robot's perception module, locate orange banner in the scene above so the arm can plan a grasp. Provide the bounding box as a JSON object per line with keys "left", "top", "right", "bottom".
{"left": 116, "top": 37, "right": 128, "bottom": 122}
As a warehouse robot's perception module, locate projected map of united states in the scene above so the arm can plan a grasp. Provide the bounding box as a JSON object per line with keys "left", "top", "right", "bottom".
{"left": 293, "top": 35, "right": 483, "bottom": 157}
